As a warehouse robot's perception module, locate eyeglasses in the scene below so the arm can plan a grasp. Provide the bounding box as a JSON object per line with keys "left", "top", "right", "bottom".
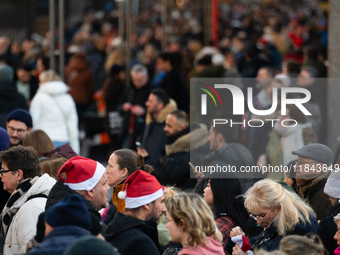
{"left": 296, "top": 160, "right": 318, "bottom": 166}
{"left": 250, "top": 209, "right": 272, "bottom": 223}
{"left": 7, "top": 126, "right": 27, "bottom": 135}
{"left": 324, "top": 193, "right": 330, "bottom": 201}
{"left": 0, "top": 169, "right": 17, "bottom": 176}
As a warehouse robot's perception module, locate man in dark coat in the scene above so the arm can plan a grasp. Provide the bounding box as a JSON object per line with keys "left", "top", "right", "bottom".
{"left": 27, "top": 195, "right": 91, "bottom": 255}
{"left": 46, "top": 156, "right": 109, "bottom": 236}
{"left": 292, "top": 143, "right": 333, "bottom": 220}
{"left": 319, "top": 170, "right": 340, "bottom": 255}
{"left": 105, "top": 170, "right": 165, "bottom": 255}
{"left": 158, "top": 111, "right": 210, "bottom": 190}
{"left": 137, "top": 89, "right": 177, "bottom": 172}
{"left": 118, "top": 64, "right": 151, "bottom": 150}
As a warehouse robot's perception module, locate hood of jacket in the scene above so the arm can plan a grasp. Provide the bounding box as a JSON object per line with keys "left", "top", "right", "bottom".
{"left": 145, "top": 99, "right": 177, "bottom": 125}
{"left": 45, "top": 143, "right": 78, "bottom": 159}
{"left": 0, "top": 81, "right": 19, "bottom": 99}
{"left": 105, "top": 212, "right": 159, "bottom": 243}
{"left": 165, "top": 123, "right": 209, "bottom": 156}
{"left": 179, "top": 237, "right": 224, "bottom": 255}
{"left": 38, "top": 81, "right": 69, "bottom": 96}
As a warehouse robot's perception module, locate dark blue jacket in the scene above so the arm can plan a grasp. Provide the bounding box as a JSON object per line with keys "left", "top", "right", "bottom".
{"left": 27, "top": 226, "right": 91, "bottom": 255}
{"left": 226, "top": 213, "right": 319, "bottom": 253}
{"left": 249, "top": 213, "right": 319, "bottom": 251}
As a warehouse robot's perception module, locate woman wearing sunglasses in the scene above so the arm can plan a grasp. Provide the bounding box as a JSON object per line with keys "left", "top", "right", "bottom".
{"left": 229, "top": 179, "right": 319, "bottom": 255}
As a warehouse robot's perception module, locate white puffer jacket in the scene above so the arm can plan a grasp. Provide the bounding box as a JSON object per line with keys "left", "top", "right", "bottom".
{"left": 3, "top": 174, "right": 56, "bottom": 255}
{"left": 29, "top": 81, "right": 80, "bottom": 154}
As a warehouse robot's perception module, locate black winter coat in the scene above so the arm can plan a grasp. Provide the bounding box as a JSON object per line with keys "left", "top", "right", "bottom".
{"left": 319, "top": 202, "right": 340, "bottom": 255}
{"left": 141, "top": 99, "right": 177, "bottom": 172}
{"left": 118, "top": 82, "right": 151, "bottom": 149}
{"left": 301, "top": 178, "right": 332, "bottom": 220}
{"left": 105, "top": 212, "right": 160, "bottom": 255}
{"left": 161, "top": 68, "right": 187, "bottom": 111}
{"left": 46, "top": 180, "right": 104, "bottom": 235}
{"left": 0, "top": 81, "right": 27, "bottom": 128}
{"left": 159, "top": 124, "right": 209, "bottom": 190}
{"left": 142, "top": 120, "right": 166, "bottom": 171}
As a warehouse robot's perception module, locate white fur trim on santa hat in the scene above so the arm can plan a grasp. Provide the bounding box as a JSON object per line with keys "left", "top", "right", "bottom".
{"left": 118, "top": 190, "right": 127, "bottom": 199}
{"left": 125, "top": 188, "right": 164, "bottom": 209}
{"left": 64, "top": 162, "right": 106, "bottom": 191}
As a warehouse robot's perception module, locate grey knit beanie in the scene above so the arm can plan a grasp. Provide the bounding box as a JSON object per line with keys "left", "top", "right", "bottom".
{"left": 324, "top": 170, "right": 340, "bottom": 199}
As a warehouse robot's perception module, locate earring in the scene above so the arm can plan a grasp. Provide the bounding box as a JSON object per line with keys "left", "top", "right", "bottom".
{"left": 17, "top": 181, "right": 19, "bottom": 184}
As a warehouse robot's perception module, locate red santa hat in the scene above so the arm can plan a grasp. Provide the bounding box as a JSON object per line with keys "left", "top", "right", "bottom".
{"left": 118, "top": 170, "right": 164, "bottom": 209}
{"left": 231, "top": 235, "right": 251, "bottom": 252}
{"left": 58, "top": 156, "right": 106, "bottom": 191}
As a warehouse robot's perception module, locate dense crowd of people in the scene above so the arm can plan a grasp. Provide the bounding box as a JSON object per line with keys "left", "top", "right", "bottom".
{"left": 0, "top": 0, "right": 336, "bottom": 254}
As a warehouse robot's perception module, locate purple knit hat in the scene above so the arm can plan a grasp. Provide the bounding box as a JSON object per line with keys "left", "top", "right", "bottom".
{"left": 0, "top": 127, "right": 10, "bottom": 152}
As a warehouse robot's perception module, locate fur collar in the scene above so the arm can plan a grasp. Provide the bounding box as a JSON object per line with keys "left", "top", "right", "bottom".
{"left": 145, "top": 99, "right": 177, "bottom": 125}
{"left": 165, "top": 124, "right": 209, "bottom": 156}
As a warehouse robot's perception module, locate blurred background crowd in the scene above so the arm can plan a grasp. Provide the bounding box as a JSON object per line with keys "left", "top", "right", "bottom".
{"left": 0, "top": 0, "right": 330, "bottom": 163}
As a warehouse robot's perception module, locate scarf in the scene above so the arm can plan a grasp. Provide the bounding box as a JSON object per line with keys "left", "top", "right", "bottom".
{"left": 296, "top": 171, "right": 329, "bottom": 197}
{"left": 274, "top": 122, "right": 312, "bottom": 166}
{"left": 335, "top": 247, "right": 340, "bottom": 255}
{"left": 256, "top": 89, "right": 272, "bottom": 109}
{"left": 2, "top": 177, "right": 39, "bottom": 236}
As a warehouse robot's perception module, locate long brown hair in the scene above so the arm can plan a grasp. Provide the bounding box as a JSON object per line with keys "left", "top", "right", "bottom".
{"left": 23, "top": 130, "right": 55, "bottom": 158}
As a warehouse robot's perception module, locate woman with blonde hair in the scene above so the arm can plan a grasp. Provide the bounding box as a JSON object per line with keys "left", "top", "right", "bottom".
{"left": 29, "top": 70, "right": 79, "bottom": 154}
{"left": 230, "top": 179, "right": 318, "bottom": 254}
{"left": 165, "top": 192, "right": 224, "bottom": 255}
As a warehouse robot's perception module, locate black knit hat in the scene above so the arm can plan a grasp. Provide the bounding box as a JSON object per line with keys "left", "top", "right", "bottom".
{"left": 6, "top": 109, "right": 33, "bottom": 128}
{"left": 110, "top": 64, "right": 124, "bottom": 77}
{"left": 45, "top": 194, "right": 91, "bottom": 231}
